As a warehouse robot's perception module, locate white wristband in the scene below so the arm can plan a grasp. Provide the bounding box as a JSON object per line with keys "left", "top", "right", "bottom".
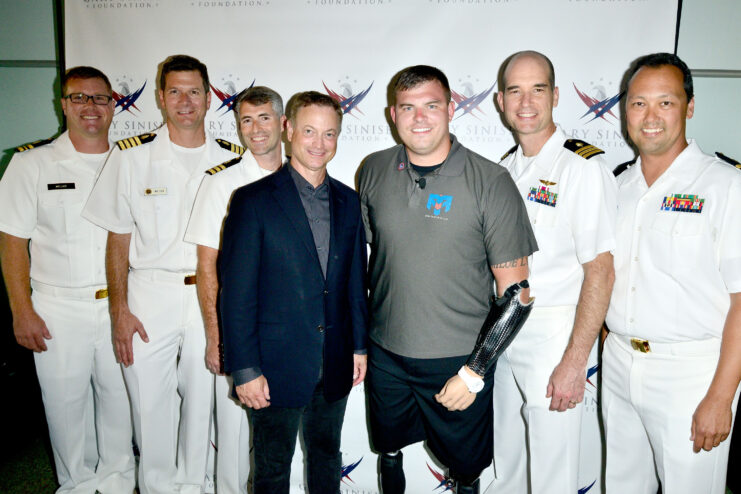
{"left": 457, "top": 366, "right": 484, "bottom": 393}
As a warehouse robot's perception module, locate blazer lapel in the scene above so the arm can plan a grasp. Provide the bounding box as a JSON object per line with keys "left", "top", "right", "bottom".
{"left": 271, "top": 166, "right": 323, "bottom": 273}
{"left": 326, "top": 178, "right": 347, "bottom": 282}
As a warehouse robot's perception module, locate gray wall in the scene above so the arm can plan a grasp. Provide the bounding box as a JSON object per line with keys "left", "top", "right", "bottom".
{"left": 0, "top": 1, "right": 61, "bottom": 175}
{"left": 678, "top": 0, "right": 741, "bottom": 161}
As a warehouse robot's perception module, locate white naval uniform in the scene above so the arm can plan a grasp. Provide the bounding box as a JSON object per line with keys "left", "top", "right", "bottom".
{"left": 82, "top": 125, "right": 241, "bottom": 494}
{"left": 184, "top": 151, "right": 273, "bottom": 494}
{"left": 603, "top": 140, "right": 741, "bottom": 494}
{"left": 494, "top": 126, "right": 617, "bottom": 494}
{"left": 0, "top": 131, "right": 135, "bottom": 494}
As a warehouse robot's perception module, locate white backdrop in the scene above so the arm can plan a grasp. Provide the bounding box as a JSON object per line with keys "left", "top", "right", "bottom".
{"left": 66, "top": 1, "right": 677, "bottom": 492}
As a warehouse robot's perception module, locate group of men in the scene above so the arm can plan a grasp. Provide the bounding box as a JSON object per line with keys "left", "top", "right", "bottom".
{"left": 0, "top": 49, "right": 738, "bottom": 494}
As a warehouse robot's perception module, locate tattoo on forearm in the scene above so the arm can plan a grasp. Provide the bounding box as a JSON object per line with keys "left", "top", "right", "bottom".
{"left": 492, "top": 257, "right": 527, "bottom": 269}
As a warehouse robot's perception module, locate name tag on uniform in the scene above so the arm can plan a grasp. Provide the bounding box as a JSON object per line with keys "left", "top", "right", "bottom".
{"left": 47, "top": 182, "right": 76, "bottom": 190}
{"left": 144, "top": 187, "right": 167, "bottom": 196}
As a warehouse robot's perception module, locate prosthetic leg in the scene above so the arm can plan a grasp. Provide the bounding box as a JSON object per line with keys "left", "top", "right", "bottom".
{"left": 380, "top": 451, "right": 405, "bottom": 494}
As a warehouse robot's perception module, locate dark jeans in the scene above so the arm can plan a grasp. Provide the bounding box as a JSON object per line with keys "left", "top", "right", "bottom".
{"left": 249, "top": 382, "right": 349, "bottom": 494}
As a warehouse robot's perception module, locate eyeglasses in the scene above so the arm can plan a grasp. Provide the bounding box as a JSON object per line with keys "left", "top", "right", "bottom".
{"left": 64, "top": 93, "right": 113, "bottom": 105}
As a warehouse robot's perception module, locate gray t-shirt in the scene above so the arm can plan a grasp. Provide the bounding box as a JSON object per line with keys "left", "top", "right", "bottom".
{"left": 358, "top": 135, "right": 537, "bottom": 358}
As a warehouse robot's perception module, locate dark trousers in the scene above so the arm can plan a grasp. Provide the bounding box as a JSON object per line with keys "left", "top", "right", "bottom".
{"left": 249, "top": 382, "right": 349, "bottom": 494}
{"left": 367, "top": 342, "right": 494, "bottom": 481}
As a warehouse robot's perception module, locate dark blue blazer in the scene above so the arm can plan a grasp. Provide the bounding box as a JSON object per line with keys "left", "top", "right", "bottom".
{"left": 219, "top": 164, "right": 368, "bottom": 408}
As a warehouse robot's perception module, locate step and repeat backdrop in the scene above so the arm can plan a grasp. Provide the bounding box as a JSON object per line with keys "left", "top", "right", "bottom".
{"left": 66, "top": 1, "right": 676, "bottom": 492}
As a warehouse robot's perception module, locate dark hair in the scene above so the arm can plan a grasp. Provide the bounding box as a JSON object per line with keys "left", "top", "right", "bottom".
{"left": 391, "top": 65, "right": 451, "bottom": 104}
{"left": 286, "top": 91, "right": 343, "bottom": 126}
{"left": 234, "top": 86, "right": 283, "bottom": 116}
{"left": 626, "top": 52, "right": 694, "bottom": 101}
{"left": 159, "top": 54, "right": 209, "bottom": 92}
{"left": 500, "top": 50, "right": 555, "bottom": 89}
{"left": 62, "top": 66, "right": 112, "bottom": 95}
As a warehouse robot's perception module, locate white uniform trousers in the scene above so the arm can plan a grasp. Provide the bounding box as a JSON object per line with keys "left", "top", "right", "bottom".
{"left": 602, "top": 332, "right": 739, "bottom": 494}
{"left": 126, "top": 270, "right": 214, "bottom": 494}
{"left": 31, "top": 286, "right": 135, "bottom": 494}
{"left": 214, "top": 374, "right": 250, "bottom": 494}
{"left": 491, "top": 305, "right": 581, "bottom": 494}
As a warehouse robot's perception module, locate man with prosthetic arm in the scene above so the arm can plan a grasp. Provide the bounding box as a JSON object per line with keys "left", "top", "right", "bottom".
{"left": 358, "top": 65, "right": 537, "bottom": 494}
{"left": 82, "top": 55, "right": 242, "bottom": 494}
{"left": 492, "top": 51, "right": 617, "bottom": 494}
{"left": 184, "top": 86, "right": 285, "bottom": 493}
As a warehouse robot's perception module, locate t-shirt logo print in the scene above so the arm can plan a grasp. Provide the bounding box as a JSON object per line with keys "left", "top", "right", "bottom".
{"left": 427, "top": 194, "right": 453, "bottom": 216}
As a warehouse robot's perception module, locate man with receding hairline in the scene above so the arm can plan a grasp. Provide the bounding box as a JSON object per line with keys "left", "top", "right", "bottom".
{"left": 0, "top": 66, "right": 135, "bottom": 494}
{"left": 603, "top": 52, "right": 741, "bottom": 494}
{"left": 492, "top": 50, "right": 617, "bottom": 494}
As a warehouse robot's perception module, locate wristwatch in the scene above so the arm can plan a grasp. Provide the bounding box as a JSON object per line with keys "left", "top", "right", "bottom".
{"left": 457, "top": 366, "right": 484, "bottom": 393}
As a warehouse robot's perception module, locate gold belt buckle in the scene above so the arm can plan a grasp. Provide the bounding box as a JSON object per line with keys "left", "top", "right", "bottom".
{"left": 630, "top": 338, "right": 651, "bottom": 353}
{"left": 184, "top": 275, "right": 197, "bottom": 285}
{"left": 95, "top": 288, "right": 109, "bottom": 299}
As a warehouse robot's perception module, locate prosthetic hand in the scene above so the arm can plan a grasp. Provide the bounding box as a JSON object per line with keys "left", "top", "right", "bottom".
{"left": 465, "top": 280, "right": 533, "bottom": 377}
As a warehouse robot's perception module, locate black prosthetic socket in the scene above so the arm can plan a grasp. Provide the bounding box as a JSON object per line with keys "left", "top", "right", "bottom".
{"left": 449, "top": 469, "right": 480, "bottom": 493}
{"left": 466, "top": 280, "right": 533, "bottom": 376}
{"left": 380, "top": 452, "right": 405, "bottom": 494}
{"left": 455, "top": 477, "right": 480, "bottom": 494}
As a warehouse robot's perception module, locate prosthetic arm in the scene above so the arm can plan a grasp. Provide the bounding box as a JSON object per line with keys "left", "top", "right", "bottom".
{"left": 465, "top": 280, "right": 533, "bottom": 377}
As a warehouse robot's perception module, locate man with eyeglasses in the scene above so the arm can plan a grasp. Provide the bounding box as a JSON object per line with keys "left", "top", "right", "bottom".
{"left": 0, "top": 66, "right": 135, "bottom": 493}
{"left": 83, "top": 55, "right": 242, "bottom": 494}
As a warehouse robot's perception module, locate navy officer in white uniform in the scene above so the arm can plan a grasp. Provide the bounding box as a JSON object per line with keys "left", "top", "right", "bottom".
{"left": 0, "top": 66, "right": 135, "bottom": 494}
{"left": 83, "top": 55, "right": 242, "bottom": 494}
{"left": 492, "top": 50, "right": 617, "bottom": 494}
{"left": 603, "top": 52, "right": 741, "bottom": 494}
{"left": 184, "top": 85, "right": 285, "bottom": 494}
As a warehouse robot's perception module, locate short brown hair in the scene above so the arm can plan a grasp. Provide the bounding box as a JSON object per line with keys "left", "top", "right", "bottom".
{"left": 159, "top": 54, "right": 209, "bottom": 92}
{"left": 391, "top": 65, "right": 451, "bottom": 104}
{"left": 286, "top": 91, "right": 343, "bottom": 126}
{"left": 62, "top": 66, "right": 112, "bottom": 96}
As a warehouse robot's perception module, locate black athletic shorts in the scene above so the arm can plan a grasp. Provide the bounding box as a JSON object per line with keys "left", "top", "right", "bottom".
{"left": 367, "top": 341, "right": 494, "bottom": 479}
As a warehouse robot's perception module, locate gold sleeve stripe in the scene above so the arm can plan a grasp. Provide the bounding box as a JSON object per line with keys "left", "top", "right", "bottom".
{"left": 216, "top": 138, "right": 245, "bottom": 155}
{"left": 115, "top": 133, "right": 156, "bottom": 150}
{"left": 205, "top": 156, "right": 242, "bottom": 175}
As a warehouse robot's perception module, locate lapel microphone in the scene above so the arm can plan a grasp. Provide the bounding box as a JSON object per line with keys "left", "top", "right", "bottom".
{"left": 416, "top": 177, "right": 426, "bottom": 189}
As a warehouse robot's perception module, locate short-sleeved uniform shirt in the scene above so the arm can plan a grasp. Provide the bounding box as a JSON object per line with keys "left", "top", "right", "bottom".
{"left": 184, "top": 151, "right": 273, "bottom": 250}
{"left": 500, "top": 126, "right": 618, "bottom": 307}
{"left": 358, "top": 135, "right": 538, "bottom": 358}
{"left": 0, "top": 131, "right": 110, "bottom": 288}
{"left": 82, "top": 125, "right": 240, "bottom": 272}
{"left": 606, "top": 140, "right": 741, "bottom": 342}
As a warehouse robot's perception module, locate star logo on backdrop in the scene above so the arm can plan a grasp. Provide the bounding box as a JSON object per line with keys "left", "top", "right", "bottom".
{"left": 451, "top": 76, "right": 497, "bottom": 120}
{"left": 573, "top": 79, "right": 623, "bottom": 124}
{"left": 323, "top": 77, "right": 373, "bottom": 118}
{"left": 211, "top": 75, "right": 255, "bottom": 116}
{"left": 112, "top": 77, "right": 146, "bottom": 116}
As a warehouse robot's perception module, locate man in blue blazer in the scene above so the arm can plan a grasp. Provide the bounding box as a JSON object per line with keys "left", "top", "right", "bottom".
{"left": 219, "top": 91, "right": 368, "bottom": 494}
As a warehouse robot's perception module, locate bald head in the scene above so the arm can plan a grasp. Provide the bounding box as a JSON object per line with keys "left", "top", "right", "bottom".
{"left": 501, "top": 50, "right": 555, "bottom": 90}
